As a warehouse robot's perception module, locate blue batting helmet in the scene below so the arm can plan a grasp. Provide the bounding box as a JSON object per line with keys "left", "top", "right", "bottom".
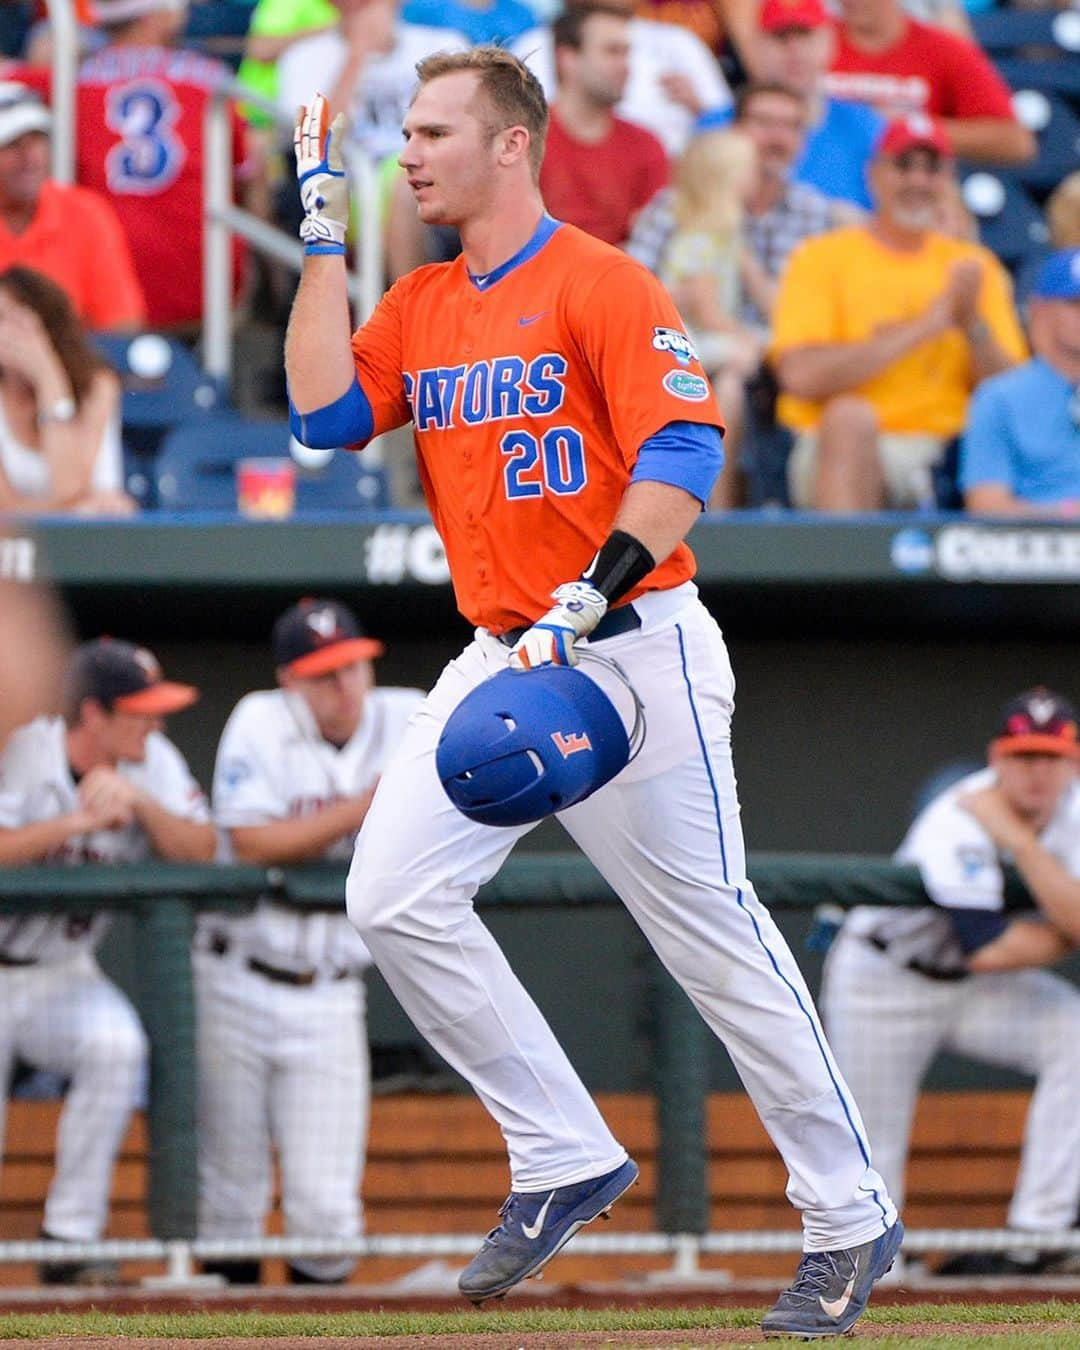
{"left": 436, "top": 658, "right": 644, "bottom": 827}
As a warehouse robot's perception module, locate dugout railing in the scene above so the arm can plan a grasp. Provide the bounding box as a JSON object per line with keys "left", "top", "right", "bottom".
{"left": 5, "top": 853, "right": 1080, "bottom": 1283}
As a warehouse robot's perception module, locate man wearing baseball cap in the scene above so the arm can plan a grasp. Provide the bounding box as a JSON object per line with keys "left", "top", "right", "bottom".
{"left": 753, "top": 0, "right": 883, "bottom": 210}
{"left": 961, "top": 249, "right": 1080, "bottom": 516}
{"left": 0, "top": 637, "right": 212, "bottom": 1284}
{"left": 771, "top": 113, "right": 1026, "bottom": 511}
{"left": 0, "top": 81, "right": 145, "bottom": 331}
{"left": 197, "top": 598, "right": 423, "bottom": 1285}
{"left": 822, "top": 686, "right": 1080, "bottom": 1276}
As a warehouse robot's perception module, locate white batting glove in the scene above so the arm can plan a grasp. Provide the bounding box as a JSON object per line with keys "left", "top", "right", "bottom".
{"left": 294, "top": 94, "right": 349, "bottom": 253}
{"left": 508, "top": 582, "right": 608, "bottom": 671}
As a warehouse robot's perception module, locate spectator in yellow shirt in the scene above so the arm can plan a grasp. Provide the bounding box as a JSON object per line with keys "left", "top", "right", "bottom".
{"left": 770, "top": 114, "right": 1026, "bottom": 512}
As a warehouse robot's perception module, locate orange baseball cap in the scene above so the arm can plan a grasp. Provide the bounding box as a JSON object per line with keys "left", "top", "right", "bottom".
{"left": 991, "top": 687, "right": 1080, "bottom": 758}
{"left": 68, "top": 638, "right": 198, "bottom": 717}
{"left": 273, "top": 598, "right": 385, "bottom": 678}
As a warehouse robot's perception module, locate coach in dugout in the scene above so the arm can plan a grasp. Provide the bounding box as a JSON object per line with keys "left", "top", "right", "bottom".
{"left": 822, "top": 688, "right": 1080, "bottom": 1276}
{"left": 0, "top": 638, "right": 213, "bottom": 1285}
{"left": 770, "top": 113, "right": 1025, "bottom": 512}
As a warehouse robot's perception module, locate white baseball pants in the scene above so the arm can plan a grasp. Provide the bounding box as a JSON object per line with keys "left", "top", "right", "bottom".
{"left": 194, "top": 955, "right": 369, "bottom": 1281}
{"left": 347, "top": 592, "right": 896, "bottom": 1251}
{"left": 822, "top": 930, "right": 1080, "bottom": 1231}
{"left": 0, "top": 953, "right": 147, "bottom": 1240}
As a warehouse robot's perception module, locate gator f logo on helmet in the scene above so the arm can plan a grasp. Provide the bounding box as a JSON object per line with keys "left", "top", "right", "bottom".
{"left": 551, "top": 730, "right": 592, "bottom": 758}
{"left": 436, "top": 664, "right": 641, "bottom": 827}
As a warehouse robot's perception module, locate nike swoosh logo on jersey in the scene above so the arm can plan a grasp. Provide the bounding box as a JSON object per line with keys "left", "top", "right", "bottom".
{"left": 819, "top": 1266, "right": 857, "bottom": 1319}
{"left": 521, "top": 1191, "right": 556, "bottom": 1240}
{"left": 518, "top": 311, "right": 548, "bottom": 326}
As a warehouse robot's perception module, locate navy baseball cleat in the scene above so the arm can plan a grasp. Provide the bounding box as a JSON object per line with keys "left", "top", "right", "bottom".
{"left": 458, "top": 1158, "right": 639, "bottom": 1304}
{"left": 762, "top": 1218, "right": 904, "bottom": 1339}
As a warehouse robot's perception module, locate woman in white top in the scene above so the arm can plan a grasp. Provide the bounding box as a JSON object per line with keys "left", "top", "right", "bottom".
{"left": 0, "top": 266, "right": 134, "bottom": 517}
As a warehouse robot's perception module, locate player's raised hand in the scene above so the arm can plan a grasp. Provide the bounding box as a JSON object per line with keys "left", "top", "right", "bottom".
{"left": 294, "top": 93, "right": 350, "bottom": 254}
{"left": 507, "top": 582, "right": 608, "bottom": 671}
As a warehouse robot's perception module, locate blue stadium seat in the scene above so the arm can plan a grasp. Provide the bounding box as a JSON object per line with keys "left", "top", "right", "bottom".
{"left": 995, "top": 57, "right": 1080, "bottom": 101}
{"left": 1010, "top": 89, "right": 1080, "bottom": 191}
{"left": 181, "top": 0, "right": 256, "bottom": 70}
{"left": 972, "top": 9, "right": 1080, "bottom": 52}
{"left": 973, "top": 9, "right": 1080, "bottom": 99}
{"left": 295, "top": 447, "right": 392, "bottom": 511}
{"left": 959, "top": 170, "right": 1049, "bottom": 265}
{"left": 971, "top": 9, "right": 1080, "bottom": 56}
{"left": 154, "top": 416, "right": 390, "bottom": 512}
{"left": 94, "top": 333, "right": 226, "bottom": 452}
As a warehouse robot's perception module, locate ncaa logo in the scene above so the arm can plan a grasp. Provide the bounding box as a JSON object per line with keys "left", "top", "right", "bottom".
{"left": 652, "top": 327, "right": 698, "bottom": 367}
{"left": 551, "top": 730, "right": 593, "bottom": 758}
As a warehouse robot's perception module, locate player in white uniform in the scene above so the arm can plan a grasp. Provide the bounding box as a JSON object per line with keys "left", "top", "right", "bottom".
{"left": 823, "top": 688, "right": 1080, "bottom": 1275}
{"left": 0, "top": 638, "right": 213, "bottom": 1283}
{"left": 197, "top": 599, "right": 424, "bottom": 1285}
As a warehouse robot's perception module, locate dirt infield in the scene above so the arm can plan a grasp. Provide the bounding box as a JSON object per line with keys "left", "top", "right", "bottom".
{"left": 1, "top": 1284, "right": 1076, "bottom": 1316}
{"left": 9, "top": 1328, "right": 1079, "bottom": 1350}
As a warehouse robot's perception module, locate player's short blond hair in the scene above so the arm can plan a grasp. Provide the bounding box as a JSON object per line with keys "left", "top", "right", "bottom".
{"left": 414, "top": 46, "right": 549, "bottom": 180}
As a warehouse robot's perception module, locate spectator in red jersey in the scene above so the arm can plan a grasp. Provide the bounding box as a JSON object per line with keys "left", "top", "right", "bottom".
{"left": 542, "top": 4, "right": 669, "bottom": 248}
{"left": 825, "top": 0, "right": 1034, "bottom": 166}
{"left": 15, "top": 0, "right": 248, "bottom": 331}
{"left": 0, "top": 83, "right": 146, "bottom": 332}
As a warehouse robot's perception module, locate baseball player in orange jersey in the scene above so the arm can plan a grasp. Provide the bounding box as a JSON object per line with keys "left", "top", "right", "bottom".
{"left": 285, "top": 48, "right": 901, "bottom": 1335}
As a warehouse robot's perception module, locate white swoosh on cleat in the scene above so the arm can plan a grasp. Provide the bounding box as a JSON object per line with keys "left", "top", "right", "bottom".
{"left": 819, "top": 1267, "right": 857, "bottom": 1320}
{"left": 521, "top": 1192, "right": 556, "bottom": 1240}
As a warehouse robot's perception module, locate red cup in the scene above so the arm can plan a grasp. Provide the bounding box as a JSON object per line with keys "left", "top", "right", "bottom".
{"left": 236, "top": 458, "right": 296, "bottom": 519}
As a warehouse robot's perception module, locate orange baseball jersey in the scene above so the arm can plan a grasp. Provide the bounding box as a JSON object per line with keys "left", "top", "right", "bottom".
{"left": 350, "top": 220, "right": 724, "bottom": 634}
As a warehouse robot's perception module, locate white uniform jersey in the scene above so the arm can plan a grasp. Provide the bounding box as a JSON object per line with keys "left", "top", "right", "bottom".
{"left": 843, "top": 767, "right": 1080, "bottom": 970}
{"left": 0, "top": 716, "right": 209, "bottom": 964}
{"left": 206, "top": 686, "right": 424, "bottom": 976}
{"left": 512, "top": 19, "right": 733, "bottom": 157}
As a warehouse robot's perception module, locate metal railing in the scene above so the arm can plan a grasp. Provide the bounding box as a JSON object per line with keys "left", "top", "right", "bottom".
{"left": 202, "top": 81, "right": 384, "bottom": 388}
{"left": 0, "top": 853, "right": 1061, "bottom": 1284}
{"left": 44, "top": 2, "right": 383, "bottom": 389}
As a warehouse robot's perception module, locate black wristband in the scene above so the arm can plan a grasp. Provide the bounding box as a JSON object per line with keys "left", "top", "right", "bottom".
{"left": 581, "top": 530, "right": 656, "bottom": 605}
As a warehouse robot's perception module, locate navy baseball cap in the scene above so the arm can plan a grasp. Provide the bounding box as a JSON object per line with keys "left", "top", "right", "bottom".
{"left": 1032, "top": 249, "right": 1080, "bottom": 302}
{"left": 67, "top": 638, "right": 198, "bottom": 716}
{"left": 273, "top": 598, "right": 384, "bottom": 677}
{"left": 992, "top": 687, "right": 1080, "bottom": 757}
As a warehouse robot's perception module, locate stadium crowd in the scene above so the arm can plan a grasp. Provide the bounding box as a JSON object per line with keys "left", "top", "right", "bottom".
{"left": 0, "top": 0, "right": 1074, "bottom": 516}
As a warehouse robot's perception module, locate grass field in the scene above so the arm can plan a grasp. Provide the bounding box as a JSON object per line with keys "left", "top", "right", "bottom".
{"left": 1, "top": 1304, "right": 1079, "bottom": 1348}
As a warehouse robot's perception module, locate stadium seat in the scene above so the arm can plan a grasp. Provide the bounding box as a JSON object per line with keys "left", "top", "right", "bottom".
{"left": 959, "top": 170, "right": 1048, "bottom": 266}
{"left": 154, "top": 416, "right": 390, "bottom": 512}
{"left": 94, "top": 332, "right": 226, "bottom": 451}
{"left": 181, "top": 0, "right": 255, "bottom": 70}
{"left": 294, "top": 446, "right": 392, "bottom": 511}
{"left": 974, "top": 8, "right": 1080, "bottom": 99}
{"left": 995, "top": 56, "right": 1080, "bottom": 101}
{"left": 971, "top": 8, "right": 1080, "bottom": 57}
{"left": 1010, "top": 89, "right": 1080, "bottom": 191}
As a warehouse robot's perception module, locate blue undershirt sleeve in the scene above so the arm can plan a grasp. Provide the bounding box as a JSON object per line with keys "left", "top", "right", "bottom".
{"left": 946, "top": 908, "right": 1010, "bottom": 955}
{"left": 630, "top": 420, "right": 724, "bottom": 507}
{"left": 288, "top": 377, "right": 374, "bottom": 449}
